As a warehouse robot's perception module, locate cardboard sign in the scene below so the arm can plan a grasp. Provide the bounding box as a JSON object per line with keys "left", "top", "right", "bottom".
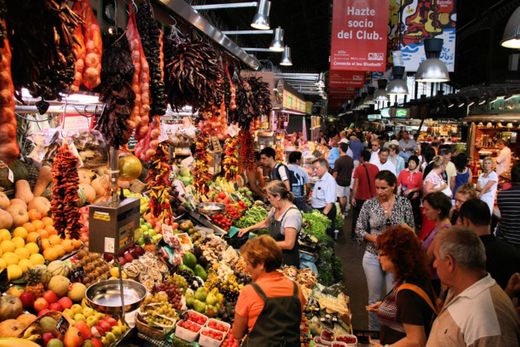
{"left": 330, "top": 0, "right": 389, "bottom": 71}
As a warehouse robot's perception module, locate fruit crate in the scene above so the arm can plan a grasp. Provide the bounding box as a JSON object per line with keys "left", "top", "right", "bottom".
{"left": 199, "top": 326, "right": 226, "bottom": 347}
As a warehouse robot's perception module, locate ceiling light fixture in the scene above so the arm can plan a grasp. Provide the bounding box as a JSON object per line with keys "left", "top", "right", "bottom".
{"left": 478, "top": 99, "right": 487, "bottom": 105}
{"left": 280, "top": 46, "right": 292, "bottom": 66}
{"left": 269, "top": 27, "right": 284, "bottom": 52}
{"left": 447, "top": 102, "right": 454, "bottom": 108}
{"left": 386, "top": 66, "right": 409, "bottom": 95}
{"left": 501, "top": 6, "right": 520, "bottom": 48}
{"left": 251, "top": 0, "right": 271, "bottom": 30}
{"left": 416, "top": 38, "right": 450, "bottom": 82}
{"left": 374, "top": 79, "right": 388, "bottom": 101}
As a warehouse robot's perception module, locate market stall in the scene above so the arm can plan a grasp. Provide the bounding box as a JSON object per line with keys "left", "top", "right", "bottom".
{"left": 0, "top": 1, "right": 353, "bottom": 346}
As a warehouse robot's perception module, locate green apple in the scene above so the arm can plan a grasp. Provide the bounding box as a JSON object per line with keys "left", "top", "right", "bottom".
{"left": 86, "top": 315, "right": 99, "bottom": 327}
{"left": 149, "top": 230, "right": 157, "bottom": 237}
{"left": 82, "top": 307, "right": 94, "bottom": 318}
{"left": 71, "top": 304, "right": 83, "bottom": 315}
{"left": 111, "top": 326, "right": 123, "bottom": 338}
{"left": 105, "top": 332, "right": 116, "bottom": 344}
{"left": 74, "top": 313, "right": 86, "bottom": 322}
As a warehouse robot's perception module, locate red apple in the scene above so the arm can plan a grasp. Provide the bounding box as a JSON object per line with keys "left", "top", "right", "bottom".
{"left": 90, "top": 338, "right": 102, "bottom": 347}
{"left": 58, "top": 297, "right": 73, "bottom": 309}
{"left": 94, "top": 324, "right": 106, "bottom": 336}
{"left": 20, "top": 291, "right": 35, "bottom": 309}
{"left": 104, "top": 317, "right": 117, "bottom": 327}
{"left": 74, "top": 321, "right": 92, "bottom": 339}
{"left": 43, "top": 290, "right": 59, "bottom": 304}
{"left": 42, "top": 332, "right": 54, "bottom": 346}
{"left": 97, "top": 320, "right": 111, "bottom": 333}
{"left": 117, "top": 256, "right": 126, "bottom": 266}
{"left": 34, "top": 297, "right": 49, "bottom": 312}
{"left": 49, "top": 302, "right": 63, "bottom": 312}
{"left": 123, "top": 252, "right": 133, "bottom": 263}
{"left": 38, "top": 308, "right": 51, "bottom": 317}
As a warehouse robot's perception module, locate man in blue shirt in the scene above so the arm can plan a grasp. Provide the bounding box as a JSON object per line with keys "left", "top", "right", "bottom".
{"left": 287, "top": 151, "right": 311, "bottom": 212}
{"left": 328, "top": 134, "right": 340, "bottom": 170}
{"left": 348, "top": 132, "right": 364, "bottom": 167}
{"left": 312, "top": 158, "right": 338, "bottom": 237}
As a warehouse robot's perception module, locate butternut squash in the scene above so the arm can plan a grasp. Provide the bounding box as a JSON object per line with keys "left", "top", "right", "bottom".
{"left": 32, "top": 166, "right": 52, "bottom": 197}
{"left": 78, "top": 168, "right": 94, "bottom": 185}
{"left": 14, "top": 180, "right": 33, "bottom": 204}
{"left": 27, "top": 197, "right": 51, "bottom": 216}
{"left": 0, "top": 209, "right": 13, "bottom": 229}
{"left": 5, "top": 204, "right": 28, "bottom": 227}
{"left": 0, "top": 192, "right": 8, "bottom": 210}
{"left": 91, "top": 175, "right": 110, "bottom": 197}
{"left": 78, "top": 184, "right": 96, "bottom": 203}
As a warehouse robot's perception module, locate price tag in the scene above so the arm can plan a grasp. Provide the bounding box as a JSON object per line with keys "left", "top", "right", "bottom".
{"left": 7, "top": 168, "right": 14, "bottom": 183}
{"left": 162, "top": 223, "right": 173, "bottom": 234}
{"left": 56, "top": 316, "right": 70, "bottom": 336}
{"left": 0, "top": 269, "right": 8, "bottom": 292}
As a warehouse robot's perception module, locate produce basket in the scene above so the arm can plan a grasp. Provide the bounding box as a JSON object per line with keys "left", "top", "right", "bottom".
{"left": 135, "top": 312, "right": 176, "bottom": 340}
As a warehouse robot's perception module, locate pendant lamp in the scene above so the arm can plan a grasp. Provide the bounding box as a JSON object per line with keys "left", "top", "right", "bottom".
{"left": 501, "top": 6, "right": 520, "bottom": 48}
{"left": 251, "top": 0, "right": 271, "bottom": 30}
{"left": 269, "top": 27, "right": 284, "bottom": 52}
{"left": 280, "top": 46, "right": 292, "bottom": 66}
{"left": 374, "top": 80, "right": 388, "bottom": 101}
{"left": 416, "top": 38, "right": 450, "bottom": 82}
{"left": 387, "top": 66, "right": 409, "bottom": 96}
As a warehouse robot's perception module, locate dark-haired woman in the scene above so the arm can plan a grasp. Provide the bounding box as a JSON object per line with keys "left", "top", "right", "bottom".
{"left": 452, "top": 153, "right": 471, "bottom": 195}
{"left": 356, "top": 170, "right": 415, "bottom": 331}
{"left": 369, "top": 226, "right": 437, "bottom": 347}
{"left": 421, "top": 192, "right": 452, "bottom": 256}
{"left": 397, "top": 156, "right": 423, "bottom": 229}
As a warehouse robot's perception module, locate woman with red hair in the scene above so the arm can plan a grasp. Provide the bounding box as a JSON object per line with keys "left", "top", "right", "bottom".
{"left": 369, "top": 226, "right": 437, "bottom": 347}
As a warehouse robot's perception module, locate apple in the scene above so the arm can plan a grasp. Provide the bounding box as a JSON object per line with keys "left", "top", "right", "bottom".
{"left": 43, "top": 332, "right": 54, "bottom": 346}
{"left": 103, "top": 253, "right": 113, "bottom": 262}
{"left": 43, "top": 290, "right": 59, "bottom": 304}
{"left": 98, "top": 320, "right": 111, "bottom": 333}
{"left": 20, "top": 291, "right": 35, "bottom": 309}
{"left": 38, "top": 308, "right": 51, "bottom": 317}
{"left": 74, "top": 321, "right": 92, "bottom": 339}
{"left": 34, "top": 297, "right": 49, "bottom": 312}
{"left": 90, "top": 338, "right": 102, "bottom": 347}
{"left": 117, "top": 256, "right": 126, "bottom": 266}
{"left": 123, "top": 253, "right": 133, "bottom": 263}
{"left": 58, "top": 297, "right": 73, "bottom": 309}
{"left": 71, "top": 304, "right": 83, "bottom": 315}
{"left": 105, "top": 317, "right": 117, "bottom": 327}
{"left": 86, "top": 315, "right": 99, "bottom": 327}
{"left": 49, "top": 302, "right": 63, "bottom": 312}
{"left": 94, "top": 324, "right": 106, "bottom": 336}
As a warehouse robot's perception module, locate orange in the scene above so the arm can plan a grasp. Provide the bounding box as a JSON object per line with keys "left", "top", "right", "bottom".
{"left": 43, "top": 248, "right": 58, "bottom": 261}
{"left": 53, "top": 245, "right": 65, "bottom": 257}
{"left": 45, "top": 225, "right": 57, "bottom": 236}
{"left": 40, "top": 239, "right": 51, "bottom": 251}
{"left": 13, "top": 227, "right": 28, "bottom": 240}
{"left": 38, "top": 229, "right": 49, "bottom": 239}
{"left": 72, "top": 239, "right": 82, "bottom": 250}
{"left": 26, "top": 232, "right": 39, "bottom": 243}
{"left": 48, "top": 235, "right": 61, "bottom": 245}
{"left": 14, "top": 247, "right": 30, "bottom": 260}
{"left": 42, "top": 217, "right": 53, "bottom": 226}
{"left": 22, "top": 223, "right": 36, "bottom": 234}
{"left": 11, "top": 237, "right": 25, "bottom": 249}
{"left": 29, "top": 253, "right": 45, "bottom": 266}
{"left": 0, "top": 240, "right": 15, "bottom": 253}
{"left": 0, "top": 229, "right": 11, "bottom": 241}
{"left": 25, "top": 242, "right": 39, "bottom": 255}
{"left": 32, "top": 220, "right": 45, "bottom": 231}
{"left": 28, "top": 209, "right": 42, "bottom": 221}
{"left": 62, "top": 239, "right": 74, "bottom": 253}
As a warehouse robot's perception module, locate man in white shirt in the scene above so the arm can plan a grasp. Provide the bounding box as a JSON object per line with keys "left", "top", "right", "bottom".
{"left": 369, "top": 139, "right": 381, "bottom": 165}
{"left": 441, "top": 148, "right": 457, "bottom": 191}
{"left": 374, "top": 148, "right": 396, "bottom": 176}
{"left": 496, "top": 139, "right": 512, "bottom": 177}
{"left": 311, "top": 158, "right": 338, "bottom": 237}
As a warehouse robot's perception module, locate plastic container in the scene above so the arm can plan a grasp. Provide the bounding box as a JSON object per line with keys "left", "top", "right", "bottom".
{"left": 331, "top": 342, "right": 349, "bottom": 347}
{"left": 186, "top": 310, "right": 208, "bottom": 326}
{"left": 174, "top": 320, "right": 203, "bottom": 342}
{"left": 335, "top": 334, "right": 358, "bottom": 347}
{"left": 314, "top": 337, "right": 331, "bottom": 347}
{"left": 207, "top": 318, "right": 230, "bottom": 333}
{"left": 199, "top": 327, "right": 226, "bottom": 347}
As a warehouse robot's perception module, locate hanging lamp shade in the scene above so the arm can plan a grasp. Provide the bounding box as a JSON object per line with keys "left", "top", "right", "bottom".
{"left": 374, "top": 79, "right": 388, "bottom": 101}
{"left": 364, "top": 87, "right": 375, "bottom": 105}
{"left": 269, "top": 27, "right": 284, "bottom": 52}
{"left": 501, "top": 6, "right": 520, "bottom": 48}
{"left": 251, "top": 0, "right": 271, "bottom": 30}
{"left": 416, "top": 38, "right": 450, "bottom": 82}
{"left": 387, "top": 66, "right": 409, "bottom": 95}
{"left": 280, "top": 46, "right": 292, "bottom": 66}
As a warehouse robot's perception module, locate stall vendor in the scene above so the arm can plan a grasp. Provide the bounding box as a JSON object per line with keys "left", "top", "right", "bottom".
{"left": 238, "top": 181, "right": 302, "bottom": 267}
{"left": 232, "top": 235, "right": 305, "bottom": 346}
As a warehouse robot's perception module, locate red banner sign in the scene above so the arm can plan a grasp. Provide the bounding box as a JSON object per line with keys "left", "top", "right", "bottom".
{"left": 329, "top": 70, "right": 366, "bottom": 89}
{"left": 330, "top": 0, "right": 389, "bottom": 71}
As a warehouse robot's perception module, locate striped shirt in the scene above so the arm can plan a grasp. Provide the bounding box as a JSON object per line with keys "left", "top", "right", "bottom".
{"left": 497, "top": 184, "right": 520, "bottom": 247}
{"left": 427, "top": 275, "right": 520, "bottom": 347}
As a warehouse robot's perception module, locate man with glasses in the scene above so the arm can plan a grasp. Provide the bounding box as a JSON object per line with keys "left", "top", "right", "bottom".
{"left": 369, "top": 139, "right": 381, "bottom": 165}
{"left": 311, "top": 158, "right": 338, "bottom": 238}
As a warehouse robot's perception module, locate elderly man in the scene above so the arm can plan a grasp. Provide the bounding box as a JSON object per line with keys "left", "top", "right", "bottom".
{"left": 311, "top": 158, "right": 337, "bottom": 237}
{"left": 496, "top": 139, "right": 512, "bottom": 177}
{"left": 427, "top": 227, "right": 520, "bottom": 346}
{"left": 374, "top": 148, "right": 396, "bottom": 176}
{"left": 398, "top": 131, "right": 417, "bottom": 160}
{"left": 369, "top": 139, "right": 381, "bottom": 165}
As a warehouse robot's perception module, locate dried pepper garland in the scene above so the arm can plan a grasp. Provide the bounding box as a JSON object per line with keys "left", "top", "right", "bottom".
{"left": 51, "top": 144, "right": 81, "bottom": 239}
{"left": 223, "top": 136, "right": 239, "bottom": 181}
{"left": 6, "top": 0, "right": 82, "bottom": 100}
{"left": 238, "top": 129, "right": 255, "bottom": 172}
{"left": 136, "top": 0, "right": 167, "bottom": 116}
{"left": 193, "top": 134, "right": 211, "bottom": 194}
{"left": 145, "top": 144, "right": 173, "bottom": 223}
{"left": 247, "top": 77, "right": 272, "bottom": 117}
{"left": 95, "top": 31, "right": 135, "bottom": 149}
{"left": 164, "top": 27, "right": 223, "bottom": 111}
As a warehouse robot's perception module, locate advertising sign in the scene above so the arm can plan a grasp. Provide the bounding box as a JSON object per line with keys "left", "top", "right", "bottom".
{"left": 397, "top": 0, "right": 456, "bottom": 72}
{"left": 329, "top": 70, "right": 366, "bottom": 89}
{"left": 330, "top": 0, "right": 389, "bottom": 71}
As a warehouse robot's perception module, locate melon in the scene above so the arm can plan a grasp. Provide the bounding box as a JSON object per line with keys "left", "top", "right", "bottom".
{"left": 0, "top": 295, "right": 23, "bottom": 321}
{"left": 47, "top": 275, "right": 70, "bottom": 297}
{"left": 47, "top": 260, "right": 69, "bottom": 277}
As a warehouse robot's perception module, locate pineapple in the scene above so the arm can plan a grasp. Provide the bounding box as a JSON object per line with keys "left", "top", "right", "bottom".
{"left": 24, "top": 266, "right": 47, "bottom": 298}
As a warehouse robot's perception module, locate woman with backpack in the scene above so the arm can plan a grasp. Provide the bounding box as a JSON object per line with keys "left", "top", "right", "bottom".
{"left": 369, "top": 225, "right": 437, "bottom": 347}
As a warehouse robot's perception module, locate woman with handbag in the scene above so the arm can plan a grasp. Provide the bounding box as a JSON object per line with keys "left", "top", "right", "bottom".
{"left": 369, "top": 226, "right": 437, "bottom": 347}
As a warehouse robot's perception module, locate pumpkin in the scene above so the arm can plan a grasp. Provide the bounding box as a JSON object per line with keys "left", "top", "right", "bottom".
{"left": 27, "top": 197, "right": 51, "bottom": 216}
{"left": 78, "top": 168, "right": 94, "bottom": 185}
{"left": 91, "top": 175, "right": 110, "bottom": 197}
{"left": 0, "top": 209, "right": 13, "bottom": 229}
{"left": 32, "top": 166, "right": 52, "bottom": 197}
{"left": 0, "top": 192, "right": 9, "bottom": 210}
{"left": 14, "top": 180, "right": 33, "bottom": 204}
{"left": 6, "top": 204, "right": 29, "bottom": 227}
{"left": 0, "top": 320, "right": 25, "bottom": 339}
{"left": 78, "top": 184, "right": 96, "bottom": 203}
{"left": 0, "top": 295, "right": 23, "bottom": 322}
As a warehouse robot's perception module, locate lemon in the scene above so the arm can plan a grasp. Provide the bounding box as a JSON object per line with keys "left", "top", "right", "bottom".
{"left": 7, "top": 264, "right": 23, "bottom": 280}
{"left": 0, "top": 258, "right": 6, "bottom": 271}
{"left": 0, "top": 240, "right": 15, "bottom": 253}
{"left": 14, "top": 247, "right": 30, "bottom": 260}
{"left": 11, "top": 236, "right": 25, "bottom": 249}
{"left": 18, "top": 259, "right": 32, "bottom": 272}
{"left": 29, "top": 253, "right": 45, "bottom": 266}
{"left": 2, "top": 252, "right": 19, "bottom": 265}
{"left": 25, "top": 242, "right": 39, "bottom": 255}
{"left": 0, "top": 229, "right": 11, "bottom": 241}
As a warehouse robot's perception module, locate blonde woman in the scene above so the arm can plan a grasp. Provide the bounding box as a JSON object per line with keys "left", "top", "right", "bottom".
{"left": 477, "top": 157, "right": 498, "bottom": 215}
{"left": 239, "top": 180, "right": 302, "bottom": 267}
{"left": 423, "top": 156, "right": 451, "bottom": 197}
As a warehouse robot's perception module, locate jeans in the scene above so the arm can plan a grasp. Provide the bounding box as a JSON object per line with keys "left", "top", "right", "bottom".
{"left": 362, "top": 251, "right": 394, "bottom": 331}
